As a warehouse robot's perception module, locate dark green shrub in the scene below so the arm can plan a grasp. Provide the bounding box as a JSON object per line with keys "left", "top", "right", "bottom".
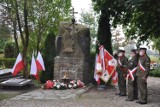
{"left": 0, "top": 58, "right": 16, "bottom": 68}
{"left": 0, "top": 58, "right": 3, "bottom": 67}
{"left": 149, "top": 67, "right": 160, "bottom": 77}
{"left": 0, "top": 50, "right": 3, "bottom": 54}
{"left": 40, "top": 32, "right": 56, "bottom": 83}
{"left": 90, "top": 51, "right": 97, "bottom": 84}
{"left": 4, "top": 42, "right": 15, "bottom": 58}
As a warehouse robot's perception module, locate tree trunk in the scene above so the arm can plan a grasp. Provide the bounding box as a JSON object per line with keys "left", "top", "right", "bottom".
{"left": 15, "top": 0, "right": 25, "bottom": 46}
{"left": 15, "top": 0, "right": 28, "bottom": 78}
{"left": 96, "top": 9, "right": 112, "bottom": 54}
{"left": 13, "top": 20, "right": 19, "bottom": 56}
{"left": 23, "top": 0, "right": 29, "bottom": 78}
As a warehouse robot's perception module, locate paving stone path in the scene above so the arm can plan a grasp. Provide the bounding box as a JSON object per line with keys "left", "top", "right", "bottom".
{"left": 9, "top": 87, "right": 89, "bottom": 101}
{"left": 0, "top": 77, "right": 160, "bottom": 107}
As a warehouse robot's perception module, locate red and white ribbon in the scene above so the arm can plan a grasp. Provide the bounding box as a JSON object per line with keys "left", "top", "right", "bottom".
{"left": 118, "top": 58, "right": 122, "bottom": 66}
{"left": 127, "top": 67, "right": 137, "bottom": 81}
{"left": 138, "top": 60, "right": 145, "bottom": 72}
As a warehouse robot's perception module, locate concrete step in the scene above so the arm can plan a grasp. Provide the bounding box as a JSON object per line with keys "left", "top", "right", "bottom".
{"left": 0, "top": 73, "right": 21, "bottom": 79}
{"left": 0, "top": 75, "right": 23, "bottom": 82}
{"left": 0, "top": 73, "right": 22, "bottom": 82}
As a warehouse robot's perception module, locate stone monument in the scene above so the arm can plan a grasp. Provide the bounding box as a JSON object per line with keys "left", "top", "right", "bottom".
{"left": 54, "top": 12, "right": 91, "bottom": 83}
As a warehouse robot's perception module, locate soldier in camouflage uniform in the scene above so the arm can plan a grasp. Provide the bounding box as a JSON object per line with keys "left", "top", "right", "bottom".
{"left": 136, "top": 48, "right": 150, "bottom": 104}
{"left": 116, "top": 50, "right": 128, "bottom": 96}
{"left": 126, "top": 49, "right": 138, "bottom": 101}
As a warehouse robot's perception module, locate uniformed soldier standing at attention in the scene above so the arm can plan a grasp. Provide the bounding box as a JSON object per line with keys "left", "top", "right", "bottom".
{"left": 116, "top": 50, "right": 128, "bottom": 96}
{"left": 136, "top": 48, "right": 150, "bottom": 104}
{"left": 126, "top": 49, "right": 138, "bottom": 101}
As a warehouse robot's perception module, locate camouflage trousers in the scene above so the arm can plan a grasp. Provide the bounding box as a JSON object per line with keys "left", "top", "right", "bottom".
{"left": 118, "top": 72, "right": 126, "bottom": 94}
{"left": 137, "top": 76, "right": 147, "bottom": 102}
{"left": 127, "top": 77, "right": 138, "bottom": 100}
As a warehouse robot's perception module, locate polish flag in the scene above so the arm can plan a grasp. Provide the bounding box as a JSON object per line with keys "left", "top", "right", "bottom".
{"left": 98, "top": 46, "right": 109, "bottom": 83}
{"left": 94, "top": 54, "right": 101, "bottom": 85}
{"left": 96, "top": 45, "right": 117, "bottom": 84}
{"left": 36, "top": 52, "right": 45, "bottom": 71}
{"left": 104, "top": 49, "right": 118, "bottom": 84}
{"left": 99, "top": 45, "right": 106, "bottom": 74}
{"left": 11, "top": 53, "right": 24, "bottom": 76}
{"left": 30, "top": 54, "right": 39, "bottom": 80}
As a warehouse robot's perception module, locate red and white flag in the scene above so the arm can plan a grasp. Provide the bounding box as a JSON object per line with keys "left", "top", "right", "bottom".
{"left": 94, "top": 54, "right": 101, "bottom": 85}
{"left": 95, "top": 45, "right": 117, "bottom": 84}
{"left": 98, "top": 46, "right": 109, "bottom": 82}
{"left": 104, "top": 49, "right": 118, "bottom": 84}
{"left": 36, "top": 52, "right": 45, "bottom": 71}
{"left": 99, "top": 45, "right": 106, "bottom": 74}
{"left": 11, "top": 53, "right": 24, "bottom": 76}
{"left": 30, "top": 54, "right": 39, "bottom": 80}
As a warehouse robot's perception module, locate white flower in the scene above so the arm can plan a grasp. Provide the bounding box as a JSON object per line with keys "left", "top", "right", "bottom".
{"left": 73, "top": 84, "right": 77, "bottom": 88}
{"left": 60, "top": 83, "right": 65, "bottom": 86}
{"left": 68, "top": 84, "right": 72, "bottom": 89}
{"left": 56, "top": 84, "right": 61, "bottom": 89}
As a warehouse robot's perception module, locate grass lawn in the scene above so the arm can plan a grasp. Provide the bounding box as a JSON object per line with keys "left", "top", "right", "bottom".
{"left": 0, "top": 93, "right": 18, "bottom": 101}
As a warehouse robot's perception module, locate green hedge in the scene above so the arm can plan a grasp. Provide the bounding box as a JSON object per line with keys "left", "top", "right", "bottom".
{"left": 0, "top": 58, "right": 16, "bottom": 68}
{"left": 149, "top": 67, "right": 160, "bottom": 77}
{"left": 4, "top": 42, "right": 15, "bottom": 58}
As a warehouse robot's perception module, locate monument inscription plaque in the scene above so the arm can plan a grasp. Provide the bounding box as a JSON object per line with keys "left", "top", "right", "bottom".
{"left": 54, "top": 21, "right": 91, "bottom": 83}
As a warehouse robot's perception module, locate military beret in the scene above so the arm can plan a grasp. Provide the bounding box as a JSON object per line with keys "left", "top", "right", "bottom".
{"left": 139, "top": 48, "right": 147, "bottom": 51}
{"left": 131, "top": 49, "right": 137, "bottom": 53}
{"left": 118, "top": 50, "right": 125, "bottom": 53}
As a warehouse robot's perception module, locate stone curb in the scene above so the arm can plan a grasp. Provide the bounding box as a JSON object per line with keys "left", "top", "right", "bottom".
{"left": 75, "top": 85, "right": 94, "bottom": 98}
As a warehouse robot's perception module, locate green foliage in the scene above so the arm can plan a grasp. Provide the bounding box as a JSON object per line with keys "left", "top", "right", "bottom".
{"left": 92, "top": 0, "right": 116, "bottom": 54}
{"left": 0, "top": 0, "right": 71, "bottom": 56}
{"left": 149, "top": 67, "right": 160, "bottom": 77}
{"left": 41, "top": 32, "right": 56, "bottom": 83}
{"left": 92, "top": 0, "right": 160, "bottom": 46}
{"left": 120, "top": 0, "right": 160, "bottom": 41}
{"left": 152, "top": 37, "right": 160, "bottom": 53}
{"left": 79, "top": 9, "right": 99, "bottom": 52}
{"left": 0, "top": 23, "right": 10, "bottom": 38}
{"left": 4, "top": 42, "right": 15, "bottom": 58}
{"left": 0, "top": 23, "right": 11, "bottom": 52}
{"left": 0, "top": 0, "right": 72, "bottom": 78}
{"left": 27, "top": 0, "right": 72, "bottom": 55}
{"left": 123, "top": 0, "right": 160, "bottom": 43}
{"left": 0, "top": 39, "right": 5, "bottom": 53}
{"left": 0, "top": 58, "right": 16, "bottom": 68}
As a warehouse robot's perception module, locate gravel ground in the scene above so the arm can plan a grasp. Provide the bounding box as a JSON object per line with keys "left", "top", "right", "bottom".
{"left": 0, "top": 76, "right": 160, "bottom": 107}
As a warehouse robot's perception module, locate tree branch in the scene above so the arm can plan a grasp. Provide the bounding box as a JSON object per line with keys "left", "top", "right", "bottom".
{"left": 15, "top": 0, "right": 25, "bottom": 46}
